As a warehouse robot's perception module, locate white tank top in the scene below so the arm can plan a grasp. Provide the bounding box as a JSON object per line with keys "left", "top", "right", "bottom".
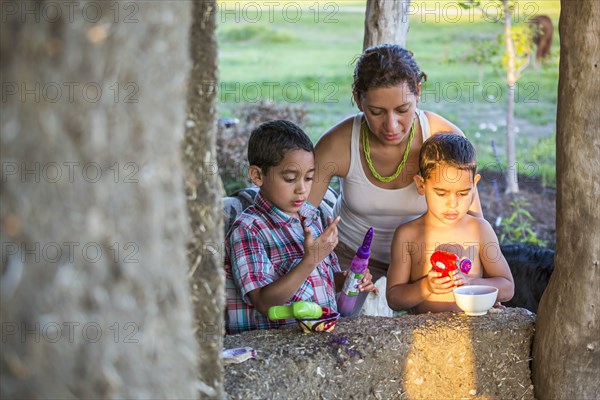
{"left": 333, "top": 109, "right": 430, "bottom": 264}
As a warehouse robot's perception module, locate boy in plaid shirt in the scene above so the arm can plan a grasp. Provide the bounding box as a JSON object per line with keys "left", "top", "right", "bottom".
{"left": 225, "top": 120, "right": 376, "bottom": 333}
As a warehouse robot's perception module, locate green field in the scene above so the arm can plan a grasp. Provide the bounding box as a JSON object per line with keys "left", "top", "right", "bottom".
{"left": 216, "top": 0, "right": 559, "bottom": 186}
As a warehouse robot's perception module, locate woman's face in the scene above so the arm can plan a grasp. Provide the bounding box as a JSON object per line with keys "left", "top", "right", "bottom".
{"left": 355, "top": 82, "right": 421, "bottom": 146}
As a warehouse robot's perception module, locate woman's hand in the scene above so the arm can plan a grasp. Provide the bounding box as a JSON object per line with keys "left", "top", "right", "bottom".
{"left": 358, "top": 268, "right": 379, "bottom": 295}
{"left": 338, "top": 268, "right": 379, "bottom": 295}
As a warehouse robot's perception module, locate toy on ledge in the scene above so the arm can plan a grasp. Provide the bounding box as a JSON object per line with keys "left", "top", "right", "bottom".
{"left": 430, "top": 250, "right": 472, "bottom": 280}
{"left": 268, "top": 301, "right": 339, "bottom": 333}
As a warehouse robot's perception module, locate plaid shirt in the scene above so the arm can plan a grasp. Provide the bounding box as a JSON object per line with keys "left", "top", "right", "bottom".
{"left": 225, "top": 192, "right": 340, "bottom": 334}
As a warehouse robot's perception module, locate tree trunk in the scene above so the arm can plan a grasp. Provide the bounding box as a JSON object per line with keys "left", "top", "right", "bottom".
{"left": 184, "top": 1, "right": 225, "bottom": 399}
{"left": 505, "top": 82, "right": 519, "bottom": 193}
{"left": 503, "top": 0, "right": 519, "bottom": 193}
{"left": 532, "top": 0, "right": 600, "bottom": 398}
{"left": 0, "top": 1, "right": 198, "bottom": 399}
{"left": 363, "top": 0, "right": 411, "bottom": 49}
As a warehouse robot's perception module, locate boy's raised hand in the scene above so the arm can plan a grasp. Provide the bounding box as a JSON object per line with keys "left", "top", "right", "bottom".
{"left": 303, "top": 216, "right": 341, "bottom": 266}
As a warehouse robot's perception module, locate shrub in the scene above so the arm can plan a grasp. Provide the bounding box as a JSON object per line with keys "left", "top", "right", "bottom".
{"left": 498, "top": 198, "right": 547, "bottom": 246}
{"left": 217, "top": 100, "right": 308, "bottom": 195}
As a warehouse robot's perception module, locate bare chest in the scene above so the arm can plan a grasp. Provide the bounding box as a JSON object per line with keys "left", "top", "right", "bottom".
{"left": 409, "top": 233, "right": 483, "bottom": 280}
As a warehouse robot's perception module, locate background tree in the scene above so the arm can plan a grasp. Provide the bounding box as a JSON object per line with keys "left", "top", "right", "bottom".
{"left": 183, "top": 1, "right": 225, "bottom": 398}
{"left": 460, "top": 0, "right": 534, "bottom": 193}
{"left": 533, "top": 0, "right": 600, "bottom": 397}
{"left": 0, "top": 1, "right": 198, "bottom": 398}
{"left": 363, "top": 0, "right": 411, "bottom": 49}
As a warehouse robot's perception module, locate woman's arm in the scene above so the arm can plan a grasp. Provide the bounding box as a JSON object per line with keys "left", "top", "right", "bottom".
{"left": 308, "top": 117, "right": 353, "bottom": 207}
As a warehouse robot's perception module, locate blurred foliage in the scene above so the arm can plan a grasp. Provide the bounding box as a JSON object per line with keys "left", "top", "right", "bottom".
{"left": 519, "top": 133, "right": 556, "bottom": 188}
{"left": 501, "top": 25, "right": 534, "bottom": 76}
{"left": 460, "top": 0, "right": 535, "bottom": 79}
{"left": 219, "top": 24, "right": 296, "bottom": 43}
{"left": 217, "top": 101, "right": 308, "bottom": 195}
{"left": 465, "top": 35, "right": 501, "bottom": 67}
{"left": 499, "top": 198, "right": 547, "bottom": 245}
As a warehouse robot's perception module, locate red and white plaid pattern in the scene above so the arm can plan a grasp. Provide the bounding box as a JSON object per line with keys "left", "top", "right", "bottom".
{"left": 225, "top": 192, "right": 340, "bottom": 334}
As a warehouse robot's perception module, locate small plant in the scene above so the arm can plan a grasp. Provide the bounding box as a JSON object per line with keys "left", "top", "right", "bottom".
{"left": 498, "top": 198, "right": 547, "bottom": 246}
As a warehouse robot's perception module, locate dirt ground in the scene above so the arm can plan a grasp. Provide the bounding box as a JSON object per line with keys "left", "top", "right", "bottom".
{"left": 477, "top": 169, "right": 556, "bottom": 249}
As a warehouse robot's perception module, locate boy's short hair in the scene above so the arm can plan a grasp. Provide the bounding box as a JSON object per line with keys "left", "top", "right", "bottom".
{"left": 419, "top": 134, "right": 477, "bottom": 180}
{"left": 248, "top": 120, "right": 314, "bottom": 172}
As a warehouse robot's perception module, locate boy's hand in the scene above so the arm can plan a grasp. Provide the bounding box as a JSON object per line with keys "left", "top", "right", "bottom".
{"left": 450, "top": 270, "right": 469, "bottom": 287}
{"left": 426, "top": 269, "right": 457, "bottom": 294}
{"left": 303, "top": 216, "right": 340, "bottom": 265}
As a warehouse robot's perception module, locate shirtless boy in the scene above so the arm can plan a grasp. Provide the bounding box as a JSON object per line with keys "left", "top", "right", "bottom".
{"left": 386, "top": 134, "right": 514, "bottom": 313}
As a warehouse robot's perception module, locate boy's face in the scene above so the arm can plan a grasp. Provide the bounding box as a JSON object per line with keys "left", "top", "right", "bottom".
{"left": 415, "top": 163, "right": 480, "bottom": 226}
{"left": 249, "top": 149, "right": 315, "bottom": 219}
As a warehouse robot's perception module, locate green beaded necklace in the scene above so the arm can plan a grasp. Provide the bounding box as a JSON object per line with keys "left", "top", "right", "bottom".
{"left": 361, "top": 118, "right": 416, "bottom": 183}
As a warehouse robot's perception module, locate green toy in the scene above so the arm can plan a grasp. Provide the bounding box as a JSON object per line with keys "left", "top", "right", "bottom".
{"left": 268, "top": 301, "right": 323, "bottom": 320}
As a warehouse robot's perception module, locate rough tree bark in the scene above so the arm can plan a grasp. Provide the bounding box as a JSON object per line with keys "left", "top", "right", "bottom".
{"left": 363, "top": 0, "right": 411, "bottom": 49}
{"left": 183, "top": 1, "right": 225, "bottom": 399}
{"left": 532, "top": 0, "right": 600, "bottom": 398}
{"left": 0, "top": 1, "right": 198, "bottom": 398}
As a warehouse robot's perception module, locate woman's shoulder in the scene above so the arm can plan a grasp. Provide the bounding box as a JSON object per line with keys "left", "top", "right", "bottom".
{"left": 316, "top": 114, "right": 356, "bottom": 148}
{"left": 423, "top": 110, "right": 464, "bottom": 136}
{"left": 314, "top": 114, "right": 356, "bottom": 168}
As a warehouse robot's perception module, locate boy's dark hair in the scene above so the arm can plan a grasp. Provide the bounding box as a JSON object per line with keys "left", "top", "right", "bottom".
{"left": 352, "top": 44, "right": 427, "bottom": 100}
{"left": 248, "top": 120, "right": 314, "bottom": 172}
{"left": 419, "top": 134, "right": 478, "bottom": 180}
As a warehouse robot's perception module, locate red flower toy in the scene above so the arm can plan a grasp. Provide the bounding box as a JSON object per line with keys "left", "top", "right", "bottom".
{"left": 430, "top": 250, "right": 472, "bottom": 278}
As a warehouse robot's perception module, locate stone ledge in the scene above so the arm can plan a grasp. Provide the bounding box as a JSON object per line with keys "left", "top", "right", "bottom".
{"left": 224, "top": 308, "right": 535, "bottom": 399}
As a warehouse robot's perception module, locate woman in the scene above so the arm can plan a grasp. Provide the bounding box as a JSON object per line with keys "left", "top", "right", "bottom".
{"left": 308, "top": 44, "right": 482, "bottom": 282}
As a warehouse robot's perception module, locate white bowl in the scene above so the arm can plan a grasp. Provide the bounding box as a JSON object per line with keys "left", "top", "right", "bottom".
{"left": 453, "top": 285, "right": 499, "bottom": 316}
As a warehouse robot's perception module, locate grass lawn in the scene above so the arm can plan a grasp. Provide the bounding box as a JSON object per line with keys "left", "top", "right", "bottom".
{"left": 216, "top": 0, "right": 559, "bottom": 186}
